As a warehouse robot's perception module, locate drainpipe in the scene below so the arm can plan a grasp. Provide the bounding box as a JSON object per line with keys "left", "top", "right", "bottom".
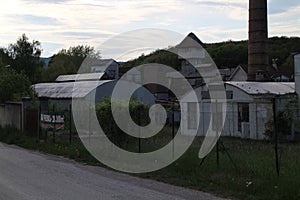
{"left": 295, "top": 54, "right": 300, "bottom": 107}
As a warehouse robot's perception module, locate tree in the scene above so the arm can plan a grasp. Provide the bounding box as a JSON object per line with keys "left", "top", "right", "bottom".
{"left": 206, "top": 40, "right": 248, "bottom": 68}
{"left": 58, "top": 45, "right": 100, "bottom": 58}
{"left": 0, "top": 66, "right": 33, "bottom": 103}
{"left": 122, "top": 36, "right": 300, "bottom": 70}
{"left": 96, "top": 98, "right": 150, "bottom": 147}
{"left": 0, "top": 48, "right": 12, "bottom": 67}
{"left": 121, "top": 49, "right": 181, "bottom": 70}
{"left": 42, "top": 45, "right": 100, "bottom": 82}
{"left": 7, "top": 34, "right": 43, "bottom": 83}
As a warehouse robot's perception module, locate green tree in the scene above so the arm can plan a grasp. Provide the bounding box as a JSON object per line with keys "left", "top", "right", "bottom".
{"left": 58, "top": 45, "right": 100, "bottom": 58}
{"left": 7, "top": 34, "right": 43, "bottom": 83}
{"left": 42, "top": 45, "right": 100, "bottom": 82}
{"left": 0, "top": 66, "right": 33, "bottom": 103}
{"left": 121, "top": 49, "right": 181, "bottom": 70}
{"left": 96, "top": 98, "right": 150, "bottom": 146}
{"left": 42, "top": 54, "right": 75, "bottom": 82}
{"left": 122, "top": 36, "right": 300, "bottom": 70}
{"left": 206, "top": 40, "right": 248, "bottom": 68}
{"left": 0, "top": 48, "right": 12, "bottom": 68}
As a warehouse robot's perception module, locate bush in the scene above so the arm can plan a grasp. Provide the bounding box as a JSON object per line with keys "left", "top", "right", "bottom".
{"left": 95, "top": 97, "right": 150, "bottom": 147}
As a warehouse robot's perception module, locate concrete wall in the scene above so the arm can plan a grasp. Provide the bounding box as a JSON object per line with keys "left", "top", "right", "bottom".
{"left": 181, "top": 99, "right": 273, "bottom": 140}
{"left": 0, "top": 102, "right": 22, "bottom": 130}
{"left": 181, "top": 101, "right": 210, "bottom": 136}
{"left": 181, "top": 84, "right": 293, "bottom": 140}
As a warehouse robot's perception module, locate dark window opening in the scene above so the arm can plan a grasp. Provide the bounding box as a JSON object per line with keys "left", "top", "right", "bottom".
{"left": 238, "top": 103, "right": 249, "bottom": 132}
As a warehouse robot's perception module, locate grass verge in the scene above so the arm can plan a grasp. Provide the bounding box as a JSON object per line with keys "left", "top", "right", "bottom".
{"left": 0, "top": 126, "right": 300, "bottom": 200}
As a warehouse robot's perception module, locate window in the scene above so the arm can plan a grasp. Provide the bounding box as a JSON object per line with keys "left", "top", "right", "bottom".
{"left": 134, "top": 74, "right": 141, "bottom": 83}
{"left": 108, "top": 70, "right": 116, "bottom": 78}
{"left": 127, "top": 74, "right": 133, "bottom": 81}
{"left": 188, "top": 103, "right": 197, "bottom": 130}
{"left": 238, "top": 103, "right": 249, "bottom": 132}
{"left": 212, "top": 102, "right": 223, "bottom": 131}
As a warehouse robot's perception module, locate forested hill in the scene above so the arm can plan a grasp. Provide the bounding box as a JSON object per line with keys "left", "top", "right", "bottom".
{"left": 121, "top": 36, "right": 300, "bottom": 69}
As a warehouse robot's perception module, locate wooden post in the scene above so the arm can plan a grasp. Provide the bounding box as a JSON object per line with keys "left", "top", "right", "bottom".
{"left": 273, "top": 98, "right": 280, "bottom": 176}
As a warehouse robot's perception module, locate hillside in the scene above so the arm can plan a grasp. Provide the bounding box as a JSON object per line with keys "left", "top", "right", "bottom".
{"left": 121, "top": 36, "right": 300, "bottom": 70}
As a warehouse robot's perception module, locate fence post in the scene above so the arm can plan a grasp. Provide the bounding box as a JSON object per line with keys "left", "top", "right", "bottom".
{"left": 38, "top": 102, "right": 41, "bottom": 140}
{"left": 138, "top": 106, "right": 141, "bottom": 153}
{"left": 45, "top": 108, "right": 48, "bottom": 142}
{"left": 273, "top": 98, "right": 280, "bottom": 176}
{"left": 172, "top": 101, "right": 175, "bottom": 159}
{"left": 89, "top": 104, "right": 91, "bottom": 146}
{"left": 69, "top": 104, "right": 72, "bottom": 145}
{"left": 53, "top": 104, "right": 56, "bottom": 143}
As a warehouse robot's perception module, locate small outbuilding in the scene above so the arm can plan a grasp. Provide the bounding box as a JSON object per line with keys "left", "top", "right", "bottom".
{"left": 181, "top": 81, "right": 296, "bottom": 140}
{"left": 34, "top": 74, "right": 155, "bottom": 110}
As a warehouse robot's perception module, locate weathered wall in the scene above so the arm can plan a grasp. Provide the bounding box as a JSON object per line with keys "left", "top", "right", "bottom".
{"left": 0, "top": 102, "right": 22, "bottom": 130}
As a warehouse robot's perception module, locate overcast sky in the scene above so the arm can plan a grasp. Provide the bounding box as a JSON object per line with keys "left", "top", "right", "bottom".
{"left": 0, "top": 0, "right": 299, "bottom": 59}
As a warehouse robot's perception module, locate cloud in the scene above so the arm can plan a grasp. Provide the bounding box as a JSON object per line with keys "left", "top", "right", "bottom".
{"left": 8, "top": 14, "right": 61, "bottom": 25}
{"left": 269, "top": 0, "right": 300, "bottom": 14}
{"left": 61, "top": 32, "right": 112, "bottom": 38}
{"left": 41, "top": 42, "right": 65, "bottom": 57}
{"left": 22, "top": 0, "right": 71, "bottom": 3}
{"left": 195, "top": 26, "right": 247, "bottom": 42}
{"left": 99, "top": 29, "right": 183, "bottom": 60}
{"left": 0, "top": 0, "right": 299, "bottom": 58}
{"left": 192, "top": 0, "right": 246, "bottom": 8}
{"left": 269, "top": 4, "right": 300, "bottom": 37}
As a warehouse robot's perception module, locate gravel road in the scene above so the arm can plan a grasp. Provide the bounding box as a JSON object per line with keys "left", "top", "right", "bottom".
{"left": 0, "top": 142, "right": 227, "bottom": 200}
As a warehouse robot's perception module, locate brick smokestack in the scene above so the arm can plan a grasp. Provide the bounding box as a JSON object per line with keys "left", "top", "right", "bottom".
{"left": 248, "top": 0, "right": 269, "bottom": 81}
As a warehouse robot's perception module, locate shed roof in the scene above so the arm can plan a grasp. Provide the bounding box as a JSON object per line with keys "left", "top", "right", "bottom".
{"left": 56, "top": 72, "right": 106, "bottom": 82}
{"left": 34, "top": 80, "right": 113, "bottom": 99}
{"left": 226, "top": 81, "right": 295, "bottom": 95}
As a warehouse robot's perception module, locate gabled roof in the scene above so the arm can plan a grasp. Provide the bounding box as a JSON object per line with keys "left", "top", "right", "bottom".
{"left": 34, "top": 80, "right": 113, "bottom": 99}
{"left": 56, "top": 72, "right": 106, "bottom": 82}
{"left": 229, "top": 64, "right": 294, "bottom": 81}
{"left": 91, "top": 59, "right": 119, "bottom": 66}
{"left": 228, "top": 65, "right": 248, "bottom": 81}
{"left": 177, "top": 32, "right": 205, "bottom": 48}
{"left": 226, "top": 81, "right": 295, "bottom": 95}
{"left": 219, "top": 68, "right": 235, "bottom": 77}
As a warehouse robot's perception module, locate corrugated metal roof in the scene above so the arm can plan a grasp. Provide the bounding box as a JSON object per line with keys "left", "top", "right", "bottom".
{"left": 226, "top": 82, "right": 295, "bottom": 95}
{"left": 56, "top": 73, "right": 105, "bottom": 82}
{"left": 34, "top": 80, "right": 113, "bottom": 99}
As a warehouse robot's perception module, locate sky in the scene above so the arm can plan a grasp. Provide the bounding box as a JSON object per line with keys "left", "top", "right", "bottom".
{"left": 0, "top": 0, "right": 299, "bottom": 60}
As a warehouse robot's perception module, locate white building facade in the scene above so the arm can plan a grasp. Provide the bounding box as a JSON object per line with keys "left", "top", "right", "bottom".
{"left": 181, "top": 82, "right": 296, "bottom": 140}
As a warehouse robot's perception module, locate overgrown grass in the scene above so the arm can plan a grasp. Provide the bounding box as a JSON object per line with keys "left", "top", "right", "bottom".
{"left": 0, "top": 126, "right": 300, "bottom": 200}
{"left": 142, "top": 138, "right": 300, "bottom": 200}
{"left": 0, "top": 126, "right": 98, "bottom": 164}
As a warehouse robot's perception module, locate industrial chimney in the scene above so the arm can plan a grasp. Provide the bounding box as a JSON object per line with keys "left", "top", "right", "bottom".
{"left": 248, "top": 0, "right": 269, "bottom": 81}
